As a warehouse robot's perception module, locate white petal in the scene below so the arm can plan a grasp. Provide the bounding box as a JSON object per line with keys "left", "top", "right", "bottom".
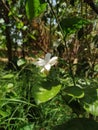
{"left": 45, "top": 53, "right": 51, "bottom": 62}
{"left": 45, "top": 64, "right": 51, "bottom": 71}
{"left": 34, "top": 58, "right": 46, "bottom": 66}
{"left": 49, "top": 56, "right": 58, "bottom": 66}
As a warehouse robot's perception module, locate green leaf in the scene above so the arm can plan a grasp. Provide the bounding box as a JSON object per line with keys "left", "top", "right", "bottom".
{"left": 6, "top": 83, "right": 14, "bottom": 93}
{"left": 65, "top": 86, "right": 84, "bottom": 99}
{"left": 60, "top": 17, "right": 90, "bottom": 36}
{"left": 39, "top": 3, "right": 47, "bottom": 14}
{"left": 82, "top": 87, "right": 97, "bottom": 104}
{"left": 81, "top": 88, "right": 98, "bottom": 116}
{"left": 26, "top": 0, "right": 39, "bottom": 20}
{"left": 0, "top": 109, "right": 10, "bottom": 118}
{"left": 16, "top": 21, "right": 24, "bottom": 29}
{"left": 83, "top": 100, "right": 98, "bottom": 116}
{"left": 53, "top": 118, "right": 98, "bottom": 130}
{"left": 2, "top": 74, "right": 14, "bottom": 79}
{"left": 17, "top": 58, "right": 26, "bottom": 66}
{"left": 32, "top": 81, "right": 61, "bottom": 104}
{"left": 19, "top": 124, "right": 34, "bottom": 130}
{"left": 25, "top": 0, "right": 47, "bottom": 20}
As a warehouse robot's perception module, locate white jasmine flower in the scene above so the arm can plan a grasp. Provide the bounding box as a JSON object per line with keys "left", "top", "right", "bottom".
{"left": 34, "top": 53, "right": 58, "bottom": 73}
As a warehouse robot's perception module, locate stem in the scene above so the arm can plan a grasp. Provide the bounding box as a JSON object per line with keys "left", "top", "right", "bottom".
{"left": 47, "top": 0, "right": 76, "bottom": 86}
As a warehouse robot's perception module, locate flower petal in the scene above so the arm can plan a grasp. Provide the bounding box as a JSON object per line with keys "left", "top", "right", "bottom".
{"left": 45, "top": 64, "right": 51, "bottom": 71}
{"left": 34, "top": 58, "right": 46, "bottom": 66}
{"left": 45, "top": 53, "right": 51, "bottom": 62}
{"left": 49, "top": 56, "right": 58, "bottom": 66}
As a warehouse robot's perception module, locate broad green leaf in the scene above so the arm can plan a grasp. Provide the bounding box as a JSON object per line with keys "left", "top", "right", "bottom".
{"left": 52, "top": 118, "right": 98, "bottom": 130}
{"left": 81, "top": 88, "right": 98, "bottom": 116}
{"left": 65, "top": 86, "right": 84, "bottom": 99}
{"left": 32, "top": 81, "right": 61, "bottom": 104}
{"left": 2, "top": 74, "right": 14, "bottom": 79}
{"left": 82, "top": 87, "right": 97, "bottom": 104}
{"left": 39, "top": 3, "right": 47, "bottom": 14}
{"left": 26, "top": 0, "right": 40, "bottom": 20}
{"left": 60, "top": 17, "right": 90, "bottom": 36}
{"left": 25, "top": 0, "right": 47, "bottom": 20}
{"left": 83, "top": 100, "right": 98, "bottom": 116}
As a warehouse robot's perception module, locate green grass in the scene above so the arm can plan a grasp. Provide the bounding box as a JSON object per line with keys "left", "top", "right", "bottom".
{"left": 0, "top": 61, "right": 98, "bottom": 130}
{"left": 0, "top": 63, "right": 74, "bottom": 130}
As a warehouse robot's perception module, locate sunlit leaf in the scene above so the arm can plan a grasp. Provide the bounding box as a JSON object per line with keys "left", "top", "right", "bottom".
{"left": 81, "top": 88, "right": 98, "bottom": 116}
{"left": 0, "top": 109, "right": 10, "bottom": 118}
{"left": 6, "top": 83, "right": 14, "bottom": 92}
{"left": 16, "top": 21, "right": 24, "bottom": 29}
{"left": 32, "top": 80, "right": 61, "bottom": 104}
{"left": 83, "top": 100, "right": 98, "bottom": 116}
{"left": 25, "top": 0, "right": 47, "bottom": 20}
{"left": 2, "top": 74, "right": 14, "bottom": 79}
{"left": 17, "top": 58, "right": 26, "bottom": 66}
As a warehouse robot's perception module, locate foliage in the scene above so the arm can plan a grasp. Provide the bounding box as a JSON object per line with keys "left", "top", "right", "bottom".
{"left": 60, "top": 17, "right": 91, "bottom": 36}
{"left": 0, "top": 0, "right": 98, "bottom": 129}
{"left": 53, "top": 118, "right": 98, "bottom": 130}
{"left": 26, "top": 0, "right": 47, "bottom": 20}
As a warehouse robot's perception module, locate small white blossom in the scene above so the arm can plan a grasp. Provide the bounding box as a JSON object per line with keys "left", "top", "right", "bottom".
{"left": 0, "top": 18, "right": 5, "bottom": 24}
{"left": 34, "top": 53, "right": 58, "bottom": 73}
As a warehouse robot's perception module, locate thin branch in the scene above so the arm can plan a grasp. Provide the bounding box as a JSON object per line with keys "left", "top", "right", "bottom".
{"left": 1, "top": 0, "right": 20, "bottom": 22}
